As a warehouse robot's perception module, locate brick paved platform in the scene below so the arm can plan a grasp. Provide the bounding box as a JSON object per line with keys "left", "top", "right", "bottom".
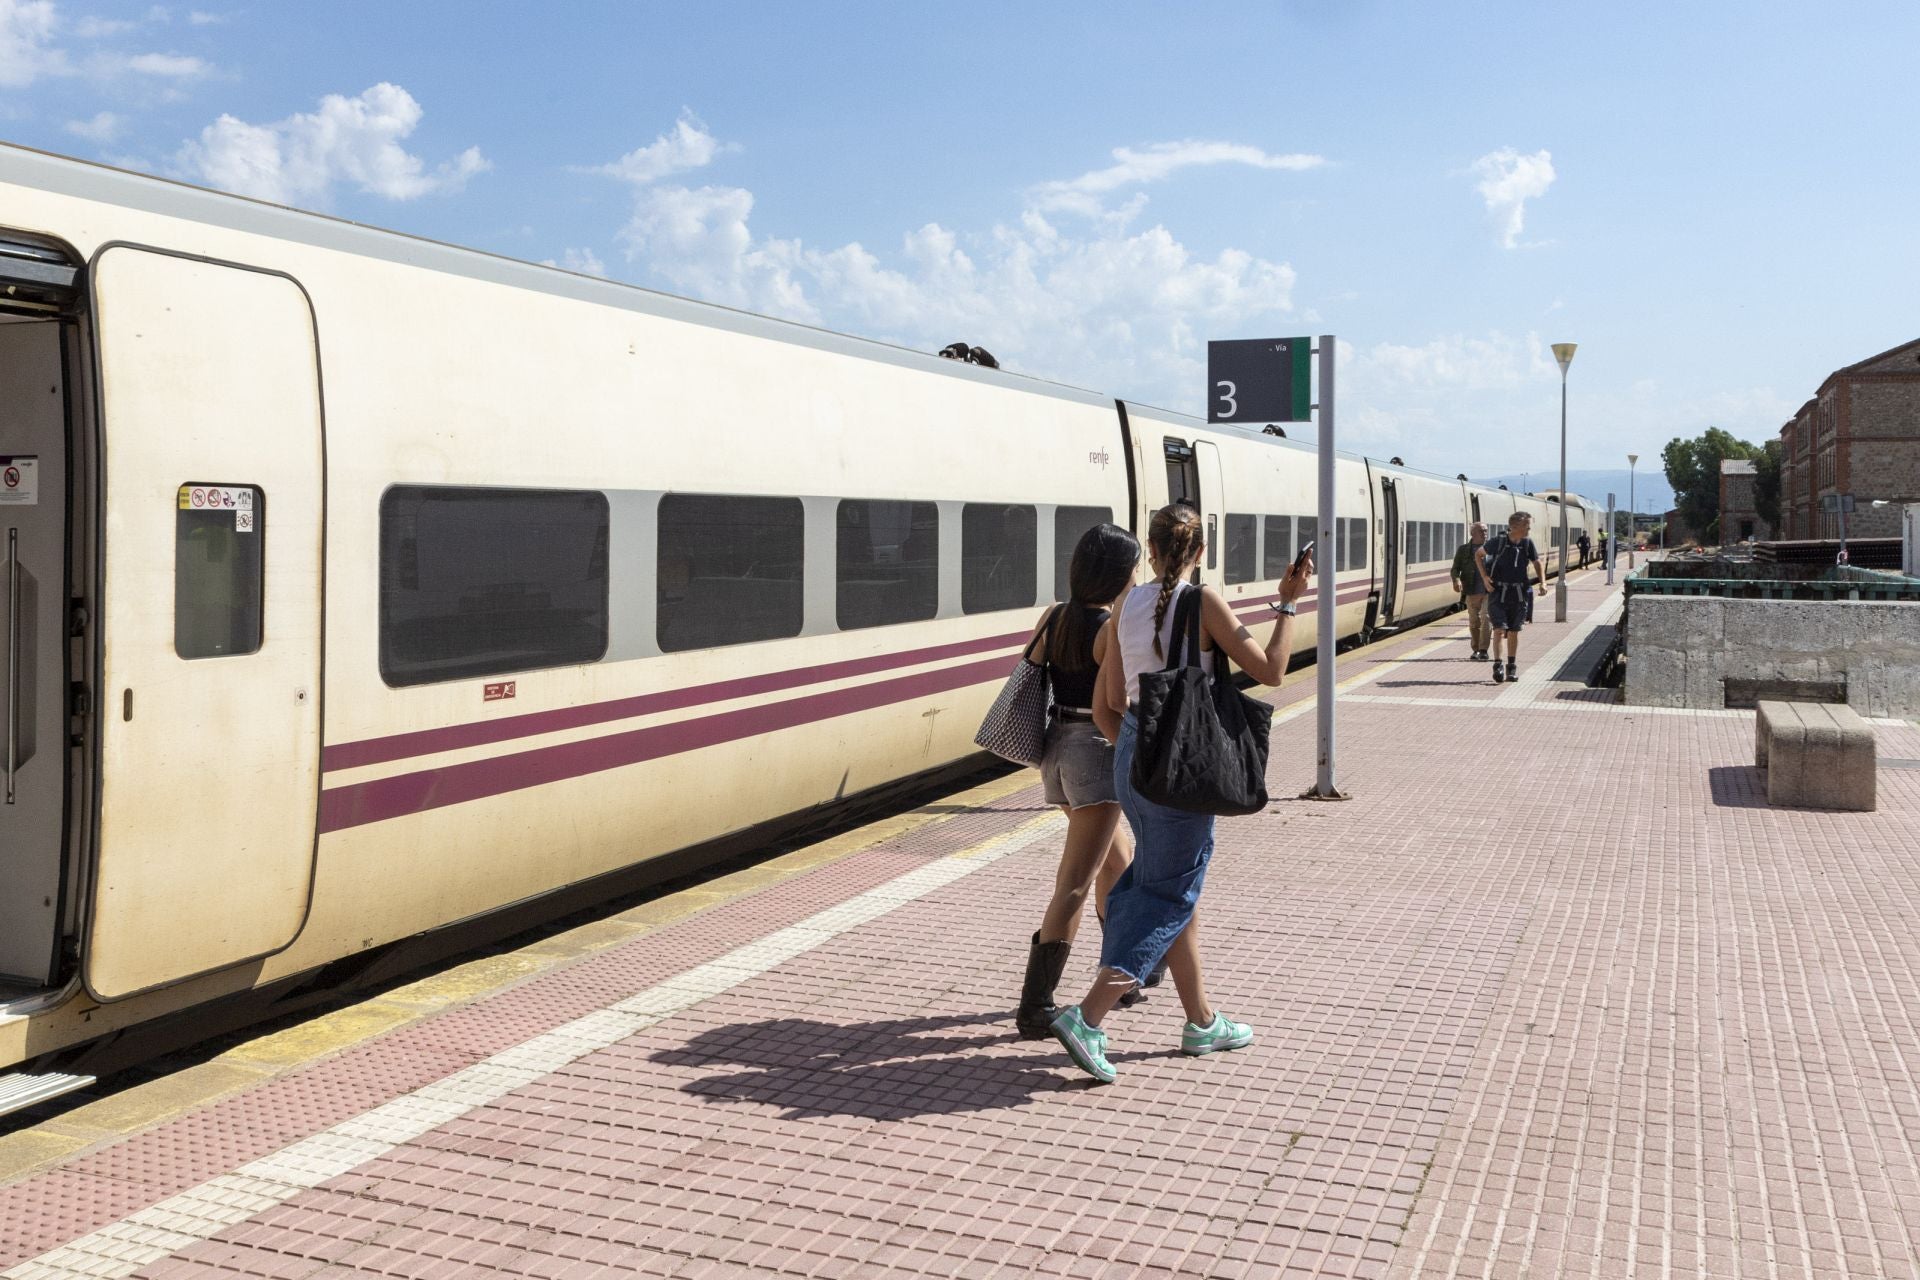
{"left": 6, "top": 568, "right": 1920, "bottom": 1279}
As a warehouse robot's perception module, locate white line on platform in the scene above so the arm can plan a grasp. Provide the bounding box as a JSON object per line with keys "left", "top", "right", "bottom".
{"left": 1, "top": 814, "right": 1066, "bottom": 1280}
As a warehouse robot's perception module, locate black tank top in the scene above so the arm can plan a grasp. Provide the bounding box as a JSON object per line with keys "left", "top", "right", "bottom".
{"left": 1045, "top": 605, "right": 1110, "bottom": 709}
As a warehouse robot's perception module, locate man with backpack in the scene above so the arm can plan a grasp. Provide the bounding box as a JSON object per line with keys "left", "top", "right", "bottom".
{"left": 1450, "top": 521, "right": 1491, "bottom": 662}
{"left": 1476, "top": 512, "right": 1546, "bottom": 684}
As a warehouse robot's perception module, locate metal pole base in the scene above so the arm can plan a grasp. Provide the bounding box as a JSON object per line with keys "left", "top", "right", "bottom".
{"left": 1298, "top": 788, "right": 1352, "bottom": 802}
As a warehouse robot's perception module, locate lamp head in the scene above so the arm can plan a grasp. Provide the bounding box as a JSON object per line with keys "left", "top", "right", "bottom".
{"left": 1627, "top": 453, "right": 1639, "bottom": 466}
{"left": 1552, "top": 342, "right": 1577, "bottom": 374}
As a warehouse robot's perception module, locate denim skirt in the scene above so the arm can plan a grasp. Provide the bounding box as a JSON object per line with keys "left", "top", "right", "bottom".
{"left": 1097, "top": 713, "right": 1216, "bottom": 984}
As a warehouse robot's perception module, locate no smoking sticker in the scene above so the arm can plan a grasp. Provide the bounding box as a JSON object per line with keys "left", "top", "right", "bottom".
{"left": 0, "top": 456, "right": 38, "bottom": 506}
{"left": 177, "top": 483, "right": 259, "bottom": 531}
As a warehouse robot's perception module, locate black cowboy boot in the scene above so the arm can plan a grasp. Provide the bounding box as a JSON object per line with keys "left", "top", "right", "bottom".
{"left": 1015, "top": 933, "right": 1073, "bottom": 1039}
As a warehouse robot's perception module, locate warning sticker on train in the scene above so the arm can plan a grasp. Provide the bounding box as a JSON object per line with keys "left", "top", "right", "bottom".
{"left": 0, "top": 455, "right": 37, "bottom": 506}
{"left": 177, "top": 483, "right": 258, "bottom": 530}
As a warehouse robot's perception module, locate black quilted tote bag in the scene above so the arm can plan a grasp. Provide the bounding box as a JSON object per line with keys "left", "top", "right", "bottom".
{"left": 973, "top": 607, "right": 1059, "bottom": 767}
{"left": 1129, "top": 588, "right": 1273, "bottom": 816}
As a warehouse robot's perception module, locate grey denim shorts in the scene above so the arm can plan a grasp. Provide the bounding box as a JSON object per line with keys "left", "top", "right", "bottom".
{"left": 1040, "top": 717, "right": 1119, "bottom": 809}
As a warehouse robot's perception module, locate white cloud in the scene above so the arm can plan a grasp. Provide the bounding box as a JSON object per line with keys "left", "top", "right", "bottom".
{"left": 72, "top": 14, "right": 133, "bottom": 36}
{"left": 0, "top": 0, "right": 63, "bottom": 86}
{"left": 1470, "top": 147, "right": 1555, "bottom": 249}
{"left": 174, "top": 83, "right": 489, "bottom": 206}
{"left": 64, "top": 108, "right": 122, "bottom": 141}
{"left": 187, "top": 9, "right": 224, "bottom": 24}
{"left": 589, "top": 112, "right": 726, "bottom": 184}
{"left": 542, "top": 247, "right": 607, "bottom": 277}
{"left": 1032, "top": 139, "right": 1325, "bottom": 219}
{"left": 591, "top": 121, "right": 1307, "bottom": 409}
{"left": 118, "top": 49, "right": 204, "bottom": 76}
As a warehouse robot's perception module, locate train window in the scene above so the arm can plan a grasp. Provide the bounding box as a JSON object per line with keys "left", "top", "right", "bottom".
{"left": 175, "top": 483, "right": 265, "bottom": 659}
{"left": 657, "top": 494, "right": 804, "bottom": 653}
{"left": 1223, "top": 514, "right": 1258, "bottom": 585}
{"left": 1262, "top": 516, "right": 1293, "bottom": 579}
{"left": 380, "top": 486, "right": 609, "bottom": 686}
{"left": 838, "top": 499, "right": 939, "bottom": 631}
{"left": 1053, "top": 505, "right": 1115, "bottom": 601}
{"left": 1346, "top": 516, "right": 1367, "bottom": 571}
{"left": 962, "top": 503, "right": 1037, "bottom": 614}
{"left": 1413, "top": 521, "right": 1426, "bottom": 563}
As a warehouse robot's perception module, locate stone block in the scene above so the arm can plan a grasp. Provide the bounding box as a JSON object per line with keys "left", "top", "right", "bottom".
{"left": 1763, "top": 702, "right": 1876, "bottom": 811}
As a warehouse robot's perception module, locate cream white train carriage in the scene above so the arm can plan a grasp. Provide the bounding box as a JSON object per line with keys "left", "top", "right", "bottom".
{"left": 0, "top": 145, "right": 1598, "bottom": 1093}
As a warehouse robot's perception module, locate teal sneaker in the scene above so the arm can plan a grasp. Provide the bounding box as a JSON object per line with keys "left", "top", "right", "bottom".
{"left": 1050, "top": 1006, "right": 1117, "bottom": 1084}
{"left": 1181, "top": 1011, "right": 1254, "bottom": 1056}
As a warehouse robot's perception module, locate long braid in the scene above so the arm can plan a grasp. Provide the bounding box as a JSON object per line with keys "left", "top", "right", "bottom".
{"left": 1148, "top": 504, "right": 1202, "bottom": 659}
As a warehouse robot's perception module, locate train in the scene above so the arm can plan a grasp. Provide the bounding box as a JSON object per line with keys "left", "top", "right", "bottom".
{"left": 0, "top": 143, "right": 1600, "bottom": 1092}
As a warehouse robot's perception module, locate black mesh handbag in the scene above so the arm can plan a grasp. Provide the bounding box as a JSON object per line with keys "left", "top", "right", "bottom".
{"left": 1129, "top": 588, "right": 1273, "bottom": 816}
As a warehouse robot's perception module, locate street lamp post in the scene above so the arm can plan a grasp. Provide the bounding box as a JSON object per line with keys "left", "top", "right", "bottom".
{"left": 1627, "top": 453, "right": 1638, "bottom": 570}
{"left": 1552, "top": 343, "right": 1576, "bottom": 621}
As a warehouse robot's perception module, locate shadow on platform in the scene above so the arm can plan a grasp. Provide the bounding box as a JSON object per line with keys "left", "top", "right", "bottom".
{"left": 653, "top": 1011, "right": 1177, "bottom": 1120}
{"left": 1707, "top": 765, "right": 1770, "bottom": 809}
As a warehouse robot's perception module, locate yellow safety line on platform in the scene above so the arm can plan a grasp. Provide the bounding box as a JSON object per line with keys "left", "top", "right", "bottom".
{"left": 0, "top": 767, "right": 1040, "bottom": 1185}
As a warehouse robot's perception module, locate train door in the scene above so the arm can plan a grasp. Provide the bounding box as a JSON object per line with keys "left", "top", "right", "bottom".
{"left": 1470, "top": 494, "right": 1482, "bottom": 525}
{"left": 0, "top": 242, "right": 79, "bottom": 987}
{"left": 85, "top": 247, "right": 325, "bottom": 1001}
{"left": 1163, "top": 438, "right": 1202, "bottom": 583}
{"left": 1194, "top": 440, "right": 1225, "bottom": 587}
{"left": 1380, "top": 477, "right": 1401, "bottom": 622}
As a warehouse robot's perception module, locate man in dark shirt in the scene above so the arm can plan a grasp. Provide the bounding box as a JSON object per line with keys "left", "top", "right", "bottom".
{"left": 1450, "top": 521, "right": 1491, "bottom": 661}
{"left": 1577, "top": 529, "right": 1592, "bottom": 569}
{"left": 1476, "top": 512, "right": 1545, "bottom": 684}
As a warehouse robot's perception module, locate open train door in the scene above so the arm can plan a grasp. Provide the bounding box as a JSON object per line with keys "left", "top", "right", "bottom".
{"left": 85, "top": 247, "right": 324, "bottom": 1001}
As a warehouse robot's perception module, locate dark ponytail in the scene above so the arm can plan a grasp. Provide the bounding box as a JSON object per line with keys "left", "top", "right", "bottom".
{"left": 1048, "top": 523, "right": 1141, "bottom": 672}
{"left": 1147, "top": 503, "right": 1204, "bottom": 658}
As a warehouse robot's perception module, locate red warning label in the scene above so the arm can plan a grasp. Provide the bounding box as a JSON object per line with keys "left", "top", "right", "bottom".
{"left": 483, "top": 681, "right": 517, "bottom": 702}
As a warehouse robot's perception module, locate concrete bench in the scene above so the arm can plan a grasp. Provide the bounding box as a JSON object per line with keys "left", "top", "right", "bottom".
{"left": 1755, "top": 700, "right": 1876, "bottom": 811}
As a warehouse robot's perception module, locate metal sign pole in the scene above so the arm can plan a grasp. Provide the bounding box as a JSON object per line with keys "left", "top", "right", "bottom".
{"left": 1605, "top": 491, "right": 1616, "bottom": 585}
{"left": 1311, "top": 334, "right": 1344, "bottom": 799}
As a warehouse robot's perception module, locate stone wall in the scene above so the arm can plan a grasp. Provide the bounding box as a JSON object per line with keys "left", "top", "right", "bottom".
{"left": 1626, "top": 595, "right": 1920, "bottom": 716}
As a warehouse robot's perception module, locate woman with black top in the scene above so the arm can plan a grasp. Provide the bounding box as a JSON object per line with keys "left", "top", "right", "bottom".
{"left": 1013, "top": 523, "right": 1144, "bottom": 1038}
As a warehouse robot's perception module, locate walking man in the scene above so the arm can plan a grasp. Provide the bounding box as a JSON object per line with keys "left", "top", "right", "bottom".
{"left": 1450, "top": 521, "right": 1491, "bottom": 661}
{"left": 1476, "top": 512, "right": 1545, "bottom": 684}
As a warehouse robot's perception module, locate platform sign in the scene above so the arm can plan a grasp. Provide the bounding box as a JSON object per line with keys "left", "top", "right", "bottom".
{"left": 1207, "top": 338, "right": 1311, "bottom": 424}
{"left": 1822, "top": 493, "right": 1856, "bottom": 514}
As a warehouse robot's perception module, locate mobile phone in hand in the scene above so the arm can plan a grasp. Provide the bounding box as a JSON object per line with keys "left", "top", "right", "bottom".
{"left": 1292, "top": 540, "right": 1314, "bottom": 572}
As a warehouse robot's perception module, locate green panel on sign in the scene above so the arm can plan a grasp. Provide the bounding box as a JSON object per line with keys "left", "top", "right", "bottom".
{"left": 1290, "top": 336, "right": 1312, "bottom": 421}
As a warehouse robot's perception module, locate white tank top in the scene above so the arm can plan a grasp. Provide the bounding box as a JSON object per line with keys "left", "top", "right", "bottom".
{"left": 1117, "top": 581, "right": 1215, "bottom": 705}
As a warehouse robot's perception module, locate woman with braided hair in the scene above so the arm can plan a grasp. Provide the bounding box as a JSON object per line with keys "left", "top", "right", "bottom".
{"left": 1049, "top": 502, "right": 1313, "bottom": 1084}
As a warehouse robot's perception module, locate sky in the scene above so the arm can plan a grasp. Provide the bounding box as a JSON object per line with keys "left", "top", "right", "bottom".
{"left": 2, "top": 1, "right": 1916, "bottom": 477}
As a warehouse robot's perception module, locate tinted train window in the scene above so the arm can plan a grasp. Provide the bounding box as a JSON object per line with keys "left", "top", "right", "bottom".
{"left": 838, "top": 499, "right": 938, "bottom": 631}
{"left": 380, "top": 486, "right": 608, "bottom": 686}
{"left": 657, "top": 494, "right": 804, "bottom": 653}
{"left": 1053, "top": 505, "right": 1115, "bottom": 601}
{"left": 1262, "top": 516, "right": 1294, "bottom": 579}
{"left": 1222, "top": 514, "right": 1258, "bottom": 585}
{"left": 963, "top": 503, "right": 1037, "bottom": 614}
{"left": 176, "top": 483, "right": 264, "bottom": 659}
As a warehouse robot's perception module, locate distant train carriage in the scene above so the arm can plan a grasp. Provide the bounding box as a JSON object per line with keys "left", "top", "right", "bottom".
{"left": 0, "top": 143, "right": 1597, "bottom": 1093}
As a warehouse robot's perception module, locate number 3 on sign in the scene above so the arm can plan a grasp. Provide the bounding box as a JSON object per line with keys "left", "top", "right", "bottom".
{"left": 1215, "top": 380, "right": 1237, "bottom": 418}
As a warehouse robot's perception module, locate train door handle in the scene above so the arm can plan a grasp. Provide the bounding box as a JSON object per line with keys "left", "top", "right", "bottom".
{"left": 6, "top": 528, "right": 16, "bottom": 805}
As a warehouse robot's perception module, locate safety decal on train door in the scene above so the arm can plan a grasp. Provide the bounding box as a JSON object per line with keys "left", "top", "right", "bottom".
{"left": 0, "top": 456, "right": 37, "bottom": 505}
{"left": 178, "top": 483, "right": 258, "bottom": 531}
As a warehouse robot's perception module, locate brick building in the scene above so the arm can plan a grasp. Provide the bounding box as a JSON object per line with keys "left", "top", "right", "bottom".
{"left": 1718, "top": 458, "right": 1768, "bottom": 542}
{"left": 1778, "top": 337, "right": 1920, "bottom": 538}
